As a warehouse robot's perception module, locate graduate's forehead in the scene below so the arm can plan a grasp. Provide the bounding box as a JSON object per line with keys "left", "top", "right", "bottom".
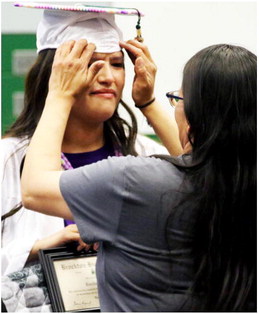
{"left": 90, "top": 51, "right": 124, "bottom": 61}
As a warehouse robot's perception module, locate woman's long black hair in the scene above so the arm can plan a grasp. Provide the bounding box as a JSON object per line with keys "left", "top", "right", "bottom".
{"left": 180, "top": 44, "right": 256, "bottom": 311}
{"left": 4, "top": 49, "right": 138, "bottom": 156}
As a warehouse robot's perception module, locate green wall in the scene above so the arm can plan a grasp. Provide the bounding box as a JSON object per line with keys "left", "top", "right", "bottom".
{"left": 2, "top": 34, "right": 37, "bottom": 135}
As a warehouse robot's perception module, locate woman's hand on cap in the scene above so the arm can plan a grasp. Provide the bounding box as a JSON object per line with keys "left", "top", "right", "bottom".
{"left": 120, "top": 40, "right": 156, "bottom": 106}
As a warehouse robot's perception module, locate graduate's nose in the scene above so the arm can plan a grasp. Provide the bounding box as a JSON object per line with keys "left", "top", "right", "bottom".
{"left": 97, "top": 63, "right": 115, "bottom": 85}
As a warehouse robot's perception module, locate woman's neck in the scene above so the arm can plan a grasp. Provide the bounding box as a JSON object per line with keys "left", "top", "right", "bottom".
{"left": 62, "top": 121, "right": 105, "bottom": 154}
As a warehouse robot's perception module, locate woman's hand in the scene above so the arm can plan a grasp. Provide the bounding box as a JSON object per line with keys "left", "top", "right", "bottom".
{"left": 27, "top": 224, "right": 90, "bottom": 262}
{"left": 48, "top": 39, "right": 105, "bottom": 102}
{"left": 55, "top": 224, "right": 90, "bottom": 251}
{"left": 120, "top": 40, "right": 183, "bottom": 156}
{"left": 120, "top": 40, "right": 157, "bottom": 106}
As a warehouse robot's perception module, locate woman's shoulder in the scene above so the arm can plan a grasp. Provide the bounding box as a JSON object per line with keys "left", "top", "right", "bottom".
{"left": 130, "top": 154, "right": 182, "bottom": 172}
{"left": 1, "top": 137, "right": 29, "bottom": 174}
{"left": 106, "top": 154, "right": 185, "bottom": 186}
{"left": 1, "top": 137, "right": 29, "bottom": 159}
{"left": 104, "top": 155, "right": 187, "bottom": 202}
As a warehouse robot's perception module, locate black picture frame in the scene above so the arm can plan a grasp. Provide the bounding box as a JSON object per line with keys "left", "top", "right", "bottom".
{"left": 39, "top": 246, "right": 100, "bottom": 312}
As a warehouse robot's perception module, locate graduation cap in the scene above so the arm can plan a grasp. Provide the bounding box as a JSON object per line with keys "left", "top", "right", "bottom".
{"left": 14, "top": 2, "right": 144, "bottom": 53}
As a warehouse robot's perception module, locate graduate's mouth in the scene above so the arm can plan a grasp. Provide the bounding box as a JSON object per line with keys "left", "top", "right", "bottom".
{"left": 90, "top": 89, "right": 117, "bottom": 99}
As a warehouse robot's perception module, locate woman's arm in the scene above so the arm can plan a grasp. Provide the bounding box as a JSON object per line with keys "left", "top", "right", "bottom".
{"left": 120, "top": 40, "right": 183, "bottom": 156}
{"left": 21, "top": 39, "right": 104, "bottom": 218}
{"left": 21, "top": 90, "right": 72, "bottom": 219}
{"left": 138, "top": 100, "right": 182, "bottom": 156}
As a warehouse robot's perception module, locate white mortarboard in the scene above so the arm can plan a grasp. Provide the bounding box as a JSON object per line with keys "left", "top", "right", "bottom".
{"left": 14, "top": 2, "right": 144, "bottom": 54}
{"left": 37, "top": 10, "right": 123, "bottom": 53}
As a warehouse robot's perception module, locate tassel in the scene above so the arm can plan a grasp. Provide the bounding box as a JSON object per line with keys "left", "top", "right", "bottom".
{"left": 135, "top": 9, "right": 144, "bottom": 42}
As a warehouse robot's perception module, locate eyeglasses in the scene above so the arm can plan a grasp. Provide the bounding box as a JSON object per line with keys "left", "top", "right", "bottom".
{"left": 166, "top": 90, "right": 184, "bottom": 107}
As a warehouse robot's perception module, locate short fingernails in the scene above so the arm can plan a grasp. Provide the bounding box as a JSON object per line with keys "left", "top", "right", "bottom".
{"left": 79, "top": 38, "right": 87, "bottom": 44}
{"left": 87, "top": 42, "right": 96, "bottom": 50}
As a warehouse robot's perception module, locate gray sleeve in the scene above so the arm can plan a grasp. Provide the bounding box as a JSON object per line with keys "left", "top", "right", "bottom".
{"left": 59, "top": 156, "right": 127, "bottom": 244}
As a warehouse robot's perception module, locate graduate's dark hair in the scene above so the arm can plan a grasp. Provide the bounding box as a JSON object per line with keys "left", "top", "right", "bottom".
{"left": 181, "top": 44, "right": 256, "bottom": 311}
{"left": 4, "top": 49, "right": 138, "bottom": 156}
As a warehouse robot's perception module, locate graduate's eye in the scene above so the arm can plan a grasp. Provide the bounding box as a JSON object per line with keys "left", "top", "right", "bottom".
{"left": 111, "top": 62, "right": 125, "bottom": 68}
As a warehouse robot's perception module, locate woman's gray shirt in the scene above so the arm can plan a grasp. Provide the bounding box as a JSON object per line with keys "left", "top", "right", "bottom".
{"left": 60, "top": 155, "right": 202, "bottom": 312}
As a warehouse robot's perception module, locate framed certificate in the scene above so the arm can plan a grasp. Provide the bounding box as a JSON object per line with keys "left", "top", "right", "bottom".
{"left": 39, "top": 246, "right": 100, "bottom": 312}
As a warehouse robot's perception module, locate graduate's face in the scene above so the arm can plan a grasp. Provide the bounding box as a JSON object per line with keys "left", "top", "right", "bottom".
{"left": 72, "top": 51, "right": 125, "bottom": 123}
